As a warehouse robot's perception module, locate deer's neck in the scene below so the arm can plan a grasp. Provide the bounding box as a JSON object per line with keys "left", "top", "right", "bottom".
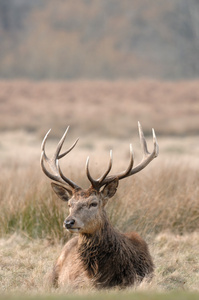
{"left": 77, "top": 216, "right": 137, "bottom": 288}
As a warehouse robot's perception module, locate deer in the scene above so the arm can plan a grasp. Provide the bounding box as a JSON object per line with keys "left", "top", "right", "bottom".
{"left": 40, "top": 122, "right": 159, "bottom": 290}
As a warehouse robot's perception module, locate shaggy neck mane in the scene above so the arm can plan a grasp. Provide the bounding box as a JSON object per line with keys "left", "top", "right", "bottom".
{"left": 78, "top": 213, "right": 150, "bottom": 289}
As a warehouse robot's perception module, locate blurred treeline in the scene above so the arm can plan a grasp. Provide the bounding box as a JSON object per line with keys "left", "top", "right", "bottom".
{"left": 0, "top": 0, "right": 199, "bottom": 80}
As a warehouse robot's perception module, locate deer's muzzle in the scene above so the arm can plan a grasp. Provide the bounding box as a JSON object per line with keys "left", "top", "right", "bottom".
{"left": 63, "top": 219, "right": 75, "bottom": 229}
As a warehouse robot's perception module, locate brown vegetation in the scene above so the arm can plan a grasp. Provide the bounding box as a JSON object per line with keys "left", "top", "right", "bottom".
{"left": 0, "top": 80, "right": 199, "bottom": 138}
{"left": 0, "top": 80, "right": 199, "bottom": 294}
{"left": 0, "top": 158, "right": 198, "bottom": 240}
{"left": 0, "top": 232, "right": 199, "bottom": 294}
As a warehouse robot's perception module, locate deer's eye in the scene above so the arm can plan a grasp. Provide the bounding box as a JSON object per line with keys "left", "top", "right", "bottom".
{"left": 89, "top": 202, "right": 98, "bottom": 208}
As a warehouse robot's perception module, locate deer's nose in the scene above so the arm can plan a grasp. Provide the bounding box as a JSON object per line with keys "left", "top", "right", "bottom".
{"left": 63, "top": 219, "right": 75, "bottom": 229}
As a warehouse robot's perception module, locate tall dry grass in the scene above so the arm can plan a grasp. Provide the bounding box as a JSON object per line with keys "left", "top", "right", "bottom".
{"left": 0, "top": 158, "right": 198, "bottom": 242}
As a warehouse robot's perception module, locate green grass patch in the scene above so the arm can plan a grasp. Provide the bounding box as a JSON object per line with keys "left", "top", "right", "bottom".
{"left": 1, "top": 291, "right": 199, "bottom": 300}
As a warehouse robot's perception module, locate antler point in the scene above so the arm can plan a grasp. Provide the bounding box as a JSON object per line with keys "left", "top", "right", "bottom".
{"left": 63, "top": 126, "right": 70, "bottom": 136}
{"left": 41, "top": 129, "right": 51, "bottom": 151}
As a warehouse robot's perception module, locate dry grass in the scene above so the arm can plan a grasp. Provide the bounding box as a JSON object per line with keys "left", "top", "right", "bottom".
{"left": 0, "top": 155, "right": 198, "bottom": 294}
{"left": 0, "top": 80, "right": 199, "bottom": 138}
{"left": 0, "top": 80, "right": 199, "bottom": 295}
{"left": 0, "top": 232, "right": 198, "bottom": 295}
{"left": 140, "top": 232, "right": 199, "bottom": 292}
{"left": 0, "top": 155, "right": 198, "bottom": 239}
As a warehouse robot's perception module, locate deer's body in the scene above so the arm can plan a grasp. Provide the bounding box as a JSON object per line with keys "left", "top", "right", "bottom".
{"left": 52, "top": 224, "right": 154, "bottom": 289}
{"left": 41, "top": 123, "right": 158, "bottom": 290}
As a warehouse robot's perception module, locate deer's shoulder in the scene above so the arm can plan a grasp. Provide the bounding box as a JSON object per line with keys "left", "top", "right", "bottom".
{"left": 60, "top": 236, "right": 79, "bottom": 259}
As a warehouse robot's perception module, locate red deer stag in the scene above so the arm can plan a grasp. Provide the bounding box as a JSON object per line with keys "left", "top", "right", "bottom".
{"left": 40, "top": 122, "right": 159, "bottom": 289}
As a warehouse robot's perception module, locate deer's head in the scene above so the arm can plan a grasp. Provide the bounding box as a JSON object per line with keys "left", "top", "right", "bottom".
{"left": 51, "top": 180, "right": 118, "bottom": 234}
{"left": 40, "top": 123, "right": 158, "bottom": 235}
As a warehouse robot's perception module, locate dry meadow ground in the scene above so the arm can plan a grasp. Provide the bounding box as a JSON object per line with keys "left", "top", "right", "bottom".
{"left": 0, "top": 80, "right": 199, "bottom": 297}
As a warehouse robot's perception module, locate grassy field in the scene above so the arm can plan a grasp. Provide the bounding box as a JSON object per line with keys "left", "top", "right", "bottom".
{"left": 0, "top": 231, "right": 199, "bottom": 295}
{"left": 0, "top": 80, "right": 199, "bottom": 298}
{"left": 1, "top": 291, "right": 199, "bottom": 300}
{"left": 0, "top": 80, "right": 199, "bottom": 137}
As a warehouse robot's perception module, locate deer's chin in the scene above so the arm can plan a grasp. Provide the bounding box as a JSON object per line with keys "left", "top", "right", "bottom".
{"left": 67, "top": 228, "right": 81, "bottom": 233}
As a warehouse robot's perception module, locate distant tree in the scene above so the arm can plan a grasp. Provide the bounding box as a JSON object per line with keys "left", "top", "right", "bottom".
{"left": 0, "top": 0, "right": 12, "bottom": 30}
{"left": 0, "top": 0, "right": 37, "bottom": 32}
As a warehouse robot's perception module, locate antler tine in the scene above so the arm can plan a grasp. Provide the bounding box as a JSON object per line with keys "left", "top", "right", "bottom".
{"left": 41, "top": 129, "right": 52, "bottom": 161}
{"left": 110, "top": 143, "right": 134, "bottom": 180}
{"left": 56, "top": 127, "right": 79, "bottom": 160}
{"left": 100, "top": 122, "right": 159, "bottom": 186}
{"left": 138, "top": 121, "right": 150, "bottom": 156}
{"left": 86, "top": 150, "right": 113, "bottom": 190}
{"left": 58, "top": 138, "right": 79, "bottom": 159}
{"left": 53, "top": 126, "right": 70, "bottom": 160}
{"left": 41, "top": 151, "right": 64, "bottom": 183}
{"left": 124, "top": 123, "right": 159, "bottom": 175}
{"left": 98, "top": 150, "right": 113, "bottom": 183}
{"left": 152, "top": 128, "right": 159, "bottom": 157}
{"left": 86, "top": 157, "right": 95, "bottom": 187}
{"left": 40, "top": 128, "right": 81, "bottom": 190}
{"left": 41, "top": 130, "right": 66, "bottom": 183}
{"left": 58, "top": 164, "right": 80, "bottom": 190}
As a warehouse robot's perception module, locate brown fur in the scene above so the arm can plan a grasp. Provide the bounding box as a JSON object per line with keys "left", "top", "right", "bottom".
{"left": 50, "top": 182, "right": 154, "bottom": 289}
{"left": 78, "top": 216, "right": 154, "bottom": 288}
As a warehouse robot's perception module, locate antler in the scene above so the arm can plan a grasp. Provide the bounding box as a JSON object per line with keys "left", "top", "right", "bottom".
{"left": 40, "top": 127, "right": 81, "bottom": 190}
{"left": 41, "top": 123, "right": 159, "bottom": 192}
{"left": 86, "top": 122, "right": 159, "bottom": 190}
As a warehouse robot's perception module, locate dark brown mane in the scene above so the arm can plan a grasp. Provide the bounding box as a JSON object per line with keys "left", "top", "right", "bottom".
{"left": 78, "top": 213, "right": 154, "bottom": 289}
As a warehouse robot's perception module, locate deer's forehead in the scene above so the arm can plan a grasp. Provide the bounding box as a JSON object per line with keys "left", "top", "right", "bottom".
{"left": 75, "top": 189, "right": 98, "bottom": 198}
{"left": 69, "top": 190, "right": 100, "bottom": 205}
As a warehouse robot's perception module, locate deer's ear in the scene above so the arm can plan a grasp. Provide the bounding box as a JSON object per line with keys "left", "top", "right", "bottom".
{"left": 101, "top": 178, "right": 119, "bottom": 205}
{"left": 51, "top": 183, "right": 73, "bottom": 202}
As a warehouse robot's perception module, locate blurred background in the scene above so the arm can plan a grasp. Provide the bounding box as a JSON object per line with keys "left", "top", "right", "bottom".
{"left": 0, "top": 0, "right": 198, "bottom": 178}
{"left": 1, "top": 0, "right": 199, "bottom": 80}
{"left": 0, "top": 0, "right": 199, "bottom": 162}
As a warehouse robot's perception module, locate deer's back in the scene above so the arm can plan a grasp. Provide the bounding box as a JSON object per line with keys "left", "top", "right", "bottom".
{"left": 125, "top": 231, "right": 149, "bottom": 251}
